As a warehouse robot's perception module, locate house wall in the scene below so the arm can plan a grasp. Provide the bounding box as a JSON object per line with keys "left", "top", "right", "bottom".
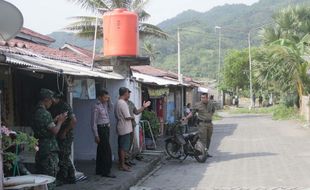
{"left": 73, "top": 78, "right": 141, "bottom": 160}
{"left": 300, "top": 95, "right": 310, "bottom": 122}
{"left": 186, "top": 88, "right": 194, "bottom": 106}
{"left": 166, "top": 91, "right": 175, "bottom": 124}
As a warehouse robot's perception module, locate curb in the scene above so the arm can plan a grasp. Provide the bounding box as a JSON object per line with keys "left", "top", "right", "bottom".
{"left": 110, "top": 155, "right": 162, "bottom": 190}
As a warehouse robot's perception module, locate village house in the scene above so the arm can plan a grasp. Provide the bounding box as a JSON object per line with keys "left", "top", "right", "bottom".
{"left": 0, "top": 27, "right": 205, "bottom": 171}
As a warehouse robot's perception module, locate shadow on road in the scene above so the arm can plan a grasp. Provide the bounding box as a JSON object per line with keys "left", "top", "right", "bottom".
{"left": 209, "top": 123, "right": 276, "bottom": 163}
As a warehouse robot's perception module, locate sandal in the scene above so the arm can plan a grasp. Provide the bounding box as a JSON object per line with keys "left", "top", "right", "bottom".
{"left": 119, "top": 166, "right": 131, "bottom": 172}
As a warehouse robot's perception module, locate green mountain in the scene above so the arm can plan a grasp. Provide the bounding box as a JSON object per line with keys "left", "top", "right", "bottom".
{"left": 48, "top": 0, "right": 309, "bottom": 80}
{"left": 150, "top": 0, "right": 310, "bottom": 79}
{"left": 48, "top": 32, "right": 102, "bottom": 51}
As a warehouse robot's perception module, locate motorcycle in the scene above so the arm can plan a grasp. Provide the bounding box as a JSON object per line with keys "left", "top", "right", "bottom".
{"left": 165, "top": 121, "right": 207, "bottom": 163}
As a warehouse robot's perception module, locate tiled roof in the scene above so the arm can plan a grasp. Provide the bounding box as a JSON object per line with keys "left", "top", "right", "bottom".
{"left": 0, "top": 38, "right": 91, "bottom": 65}
{"left": 131, "top": 65, "right": 170, "bottom": 77}
{"left": 61, "top": 43, "right": 97, "bottom": 58}
{"left": 20, "top": 27, "right": 55, "bottom": 43}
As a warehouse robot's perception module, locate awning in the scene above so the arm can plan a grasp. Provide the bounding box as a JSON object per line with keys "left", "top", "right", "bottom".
{"left": 3, "top": 53, "right": 124, "bottom": 80}
{"left": 132, "top": 71, "right": 180, "bottom": 86}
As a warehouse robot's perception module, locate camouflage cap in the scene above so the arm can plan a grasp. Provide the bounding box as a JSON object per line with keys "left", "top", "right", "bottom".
{"left": 39, "top": 88, "right": 55, "bottom": 99}
{"left": 53, "top": 92, "right": 64, "bottom": 99}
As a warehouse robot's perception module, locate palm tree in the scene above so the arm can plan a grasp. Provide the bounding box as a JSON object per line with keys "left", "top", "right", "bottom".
{"left": 142, "top": 41, "right": 160, "bottom": 62}
{"left": 65, "top": 0, "right": 168, "bottom": 39}
{"left": 261, "top": 5, "right": 310, "bottom": 44}
{"left": 254, "top": 35, "right": 310, "bottom": 105}
{"left": 256, "top": 5, "right": 310, "bottom": 105}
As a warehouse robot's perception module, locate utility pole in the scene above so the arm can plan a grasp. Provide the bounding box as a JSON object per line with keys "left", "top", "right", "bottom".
{"left": 177, "top": 27, "right": 184, "bottom": 116}
{"left": 177, "top": 27, "right": 181, "bottom": 83}
{"left": 248, "top": 32, "right": 253, "bottom": 109}
{"left": 215, "top": 26, "right": 222, "bottom": 106}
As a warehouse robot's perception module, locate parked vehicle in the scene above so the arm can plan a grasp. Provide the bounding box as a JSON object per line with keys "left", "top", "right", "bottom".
{"left": 165, "top": 121, "right": 207, "bottom": 163}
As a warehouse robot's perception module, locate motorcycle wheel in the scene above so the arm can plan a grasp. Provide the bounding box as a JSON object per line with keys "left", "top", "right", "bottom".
{"left": 165, "top": 140, "right": 182, "bottom": 159}
{"left": 194, "top": 140, "right": 207, "bottom": 163}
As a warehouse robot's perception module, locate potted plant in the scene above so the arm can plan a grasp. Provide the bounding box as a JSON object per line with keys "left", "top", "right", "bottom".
{"left": 1, "top": 125, "right": 38, "bottom": 177}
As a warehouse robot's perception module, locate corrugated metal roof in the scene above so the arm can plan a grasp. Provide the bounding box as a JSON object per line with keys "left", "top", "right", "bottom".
{"left": 198, "top": 87, "right": 208, "bottom": 93}
{"left": 132, "top": 71, "right": 180, "bottom": 86}
{"left": 3, "top": 53, "right": 124, "bottom": 80}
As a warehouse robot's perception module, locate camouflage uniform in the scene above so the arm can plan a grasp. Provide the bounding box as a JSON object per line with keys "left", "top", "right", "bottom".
{"left": 192, "top": 101, "right": 215, "bottom": 150}
{"left": 50, "top": 101, "right": 76, "bottom": 185}
{"left": 31, "top": 89, "right": 59, "bottom": 190}
{"left": 127, "top": 100, "right": 138, "bottom": 155}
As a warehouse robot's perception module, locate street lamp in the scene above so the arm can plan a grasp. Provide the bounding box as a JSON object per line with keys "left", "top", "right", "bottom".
{"left": 215, "top": 26, "right": 222, "bottom": 106}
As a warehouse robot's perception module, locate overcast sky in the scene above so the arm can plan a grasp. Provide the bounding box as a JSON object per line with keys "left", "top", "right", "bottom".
{"left": 6, "top": 0, "right": 259, "bottom": 35}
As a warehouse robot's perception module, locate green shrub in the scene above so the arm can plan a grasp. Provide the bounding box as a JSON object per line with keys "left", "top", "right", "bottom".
{"left": 272, "top": 104, "right": 299, "bottom": 120}
{"left": 141, "top": 110, "right": 160, "bottom": 137}
{"left": 228, "top": 104, "right": 302, "bottom": 121}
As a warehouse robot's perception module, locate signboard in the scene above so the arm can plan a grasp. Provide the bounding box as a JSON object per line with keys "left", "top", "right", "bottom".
{"left": 148, "top": 88, "right": 169, "bottom": 98}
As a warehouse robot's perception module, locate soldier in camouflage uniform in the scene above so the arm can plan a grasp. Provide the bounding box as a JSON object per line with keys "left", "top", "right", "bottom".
{"left": 184, "top": 93, "right": 215, "bottom": 156}
{"left": 31, "top": 89, "right": 67, "bottom": 190}
{"left": 50, "top": 93, "right": 77, "bottom": 186}
{"left": 126, "top": 99, "right": 151, "bottom": 165}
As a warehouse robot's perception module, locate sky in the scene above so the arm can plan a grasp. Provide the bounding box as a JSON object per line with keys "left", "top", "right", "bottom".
{"left": 5, "top": 0, "right": 259, "bottom": 35}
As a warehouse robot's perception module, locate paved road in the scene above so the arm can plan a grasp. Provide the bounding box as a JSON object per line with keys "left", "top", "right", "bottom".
{"left": 132, "top": 113, "right": 310, "bottom": 190}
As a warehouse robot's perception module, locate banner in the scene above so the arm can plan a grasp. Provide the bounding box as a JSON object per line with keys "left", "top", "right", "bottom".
{"left": 148, "top": 88, "right": 169, "bottom": 98}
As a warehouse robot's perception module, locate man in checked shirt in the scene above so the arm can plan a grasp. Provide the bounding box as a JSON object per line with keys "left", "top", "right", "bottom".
{"left": 91, "top": 90, "right": 116, "bottom": 178}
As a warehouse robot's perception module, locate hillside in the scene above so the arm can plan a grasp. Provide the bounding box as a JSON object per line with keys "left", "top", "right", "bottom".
{"left": 151, "top": 0, "right": 310, "bottom": 79}
{"left": 48, "top": 32, "right": 102, "bottom": 51}
{"left": 48, "top": 0, "right": 310, "bottom": 80}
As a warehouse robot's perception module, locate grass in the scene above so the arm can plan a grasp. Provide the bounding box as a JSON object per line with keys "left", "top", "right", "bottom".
{"left": 213, "top": 112, "right": 223, "bottom": 121}
{"left": 226, "top": 104, "right": 305, "bottom": 121}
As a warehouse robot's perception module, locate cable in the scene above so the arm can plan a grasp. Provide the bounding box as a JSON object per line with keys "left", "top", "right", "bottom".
{"left": 56, "top": 73, "right": 65, "bottom": 94}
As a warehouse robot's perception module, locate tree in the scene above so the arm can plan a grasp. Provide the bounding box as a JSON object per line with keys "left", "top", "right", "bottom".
{"left": 141, "top": 41, "right": 160, "bottom": 63}
{"left": 256, "top": 5, "right": 310, "bottom": 106}
{"left": 261, "top": 5, "right": 310, "bottom": 44}
{"left": 65, "top": 0, "right": 168, "bottom": 39}
{"left": 221, "top": 49, "right": 250, "bottom": 94}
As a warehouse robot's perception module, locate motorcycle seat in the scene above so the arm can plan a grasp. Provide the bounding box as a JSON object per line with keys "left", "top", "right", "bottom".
{"left": 183, "top": 131, "right": 199, "bottom": 138}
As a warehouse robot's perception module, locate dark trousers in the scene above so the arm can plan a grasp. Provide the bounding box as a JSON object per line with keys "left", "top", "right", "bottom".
{"left": 57, "top": 138, "right": 75, "bottom": 183}
{"left": 96, "top": 126, "right": 112, "bottom": 175}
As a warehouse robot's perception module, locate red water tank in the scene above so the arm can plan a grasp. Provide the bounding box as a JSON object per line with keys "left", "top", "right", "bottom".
{"left": 103, "top": 8, "right": 139, "bottom": 57}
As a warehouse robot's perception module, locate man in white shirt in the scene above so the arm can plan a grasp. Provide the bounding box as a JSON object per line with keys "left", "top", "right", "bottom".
{"left": 115, "top": 87, "right": 133, "bottom": 172}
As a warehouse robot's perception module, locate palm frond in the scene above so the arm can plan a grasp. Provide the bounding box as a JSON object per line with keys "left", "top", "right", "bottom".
{"left": 65, "top": 0, "right": 111, "bottom": 12}
{"left": 139, "top": 23, "right": 169, "bottom": 39}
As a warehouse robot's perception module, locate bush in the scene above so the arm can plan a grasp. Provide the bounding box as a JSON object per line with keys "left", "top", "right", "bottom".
{"left": 141, "top": 110, "right": 160, "bottom": 138}
{"left": 272, "top": 104, "right": 299, "bottom": 120}
{"left": 228, "top": 104, "right": 302, "bottom": 121}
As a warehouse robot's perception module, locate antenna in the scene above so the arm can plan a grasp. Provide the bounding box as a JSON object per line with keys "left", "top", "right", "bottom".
{"left": 0, "top": 0, "right": 23, "bottom": 41}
